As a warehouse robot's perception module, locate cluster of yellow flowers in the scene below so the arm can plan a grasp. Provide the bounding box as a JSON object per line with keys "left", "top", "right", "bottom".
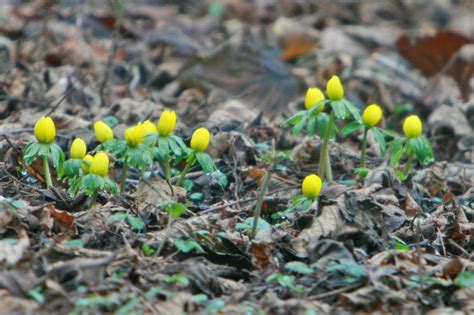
{"left": 297, "top": 75, "right": 429, "bottom": 200}
{"left": 31, "top": 109, "right": 213, "bottom": 198}
{"left": 31, "top": 78, "right": 429, "bottom": 206}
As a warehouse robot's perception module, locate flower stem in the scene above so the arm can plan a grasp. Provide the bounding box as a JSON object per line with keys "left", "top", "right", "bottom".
{"left": 176, "top": 156, "right": 195, "bottom": 187}
{"left": 90, "top": 191, "right": 98, "bottom": 209}
{"left": 156, "top": 210, "right": 173, "bottom": 256}
{"left": 250, "top": 168, "right": 272, "bottom": 240}
{"left": 42, "top": 156, "right": 52, "bottom": 188}
{"left": 120, "top": 159, "right": 128, "bottom": 194}
{"left": 360, "top": 127, "right": 369, "bottom": 168}
{"left": 318, "top": 111, "right": 335, "bottom": 183}
{"left": 404, "top": 149, "right": 415, "bottom": 176}
{"left": 165, "top": 157, "right": 172, "bottom": 185}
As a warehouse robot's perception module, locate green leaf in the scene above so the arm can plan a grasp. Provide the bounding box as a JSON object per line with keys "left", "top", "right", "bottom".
{"left": 285, "top": 261, "right": 314, "bottom": 275}
{"left": 38, "top": 143, "right": 51, "bottom": 157}
{"left": 371, "top": 127, "right": 387, "bottom": 155}
{"left": 343, "top": 100, "right": 362, "bottom": 123}
{"left": 282, "top": 110, "right": 306, "bottom": 128}
{"left": 326, "top": 262, "right": 366, "bottom": 283}
{"left": 354, "top": 167, "right": 370, "bottom": 178}
{"left": 454, "top": 272, "right": 474, "bottom": 288}
{"left": 104, "top": 178, "right": 119, "bottom": 195}
{"left": 409, "top": 137, "right": 433, "bottom": 166}
{"left": 331, "top": 100, "right": 348, "bottom": 120}
{"left": 212, "top": 170, "right": 228, "bottom": 187}
{"left": 163, "top": 202, "right": 187, "bottom": 218}
{"left": 49, "top": 143, "right": 65, "bottom": 175}
{"left": 340, "top": 121, "right": 363, "bottom": 136}
{"left": 235, "top": 217, "right": 271, "bottom": 234}
{"left": 23, "top": 142, "right": 41, "bottom": 166}
{"left": 64, "top": 159, "right": 83, "bottom": 178}
{"left": 317, "top": 113, "right": 329, "bottom": 138}
{"left": 127, "top": 214, "right": 145, "bottom": 231}
{"left": 389, "top": 138, "right": 406, "bottom": 167}
{"left": 80, "top": 174, "right": 105, "bottom": 196}
{"left": 107, "top": 213, "right": 128, "bottom": 224}
{"left": 292, "top": 115, "right": 308, "bottom": 136}
{"left": 63, "top": 239, "right": 84, "bottom": 247}
{"left": 196, "top": 152, "right": 216, "bottom": 173}
{"left": 174, "top": 239, "right": 204, "bottom": 253}
{"left": 306, "top": 114, "right": 318, "bottom": 136}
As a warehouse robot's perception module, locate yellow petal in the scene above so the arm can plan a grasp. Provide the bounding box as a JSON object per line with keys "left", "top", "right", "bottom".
{"left": 326, "top": 75, "right": 344, "bottom": 101}
{"left": 190, "top": 128, "right": 211, "bottom": 152}
{"left": 362, "top": 104, "right": 383, "bottom": 128}
{"left": 89, "top": 152, "right": 109, "bottom": 177}
{"left": 302, "top": 174, "right": 322, "bottom": 199}
{"left": 403, "top": 115, "right": 423, "bottom": 138}
{"left": 124, "top": 125, "right": 143, "bottom": 146}
{"left": 82, "top": 154, "right": 94, "bottom": 174}
{"left": 70, "top": 138, "right": 87, "bottom": 159}
{"left": 157, "top": 110, "right": 177, "bottom": 136}
{"left": 93, "top": 121, "right": 114, "bottom": 143}
{"left": 304, "top": 87, "right": 325, "bottom": 111}
{"left": 34, "top": 116, "right": 56, "bottom": 144}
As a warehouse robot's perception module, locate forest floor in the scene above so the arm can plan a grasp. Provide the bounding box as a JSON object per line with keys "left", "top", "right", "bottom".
{"left": 0, "top": 1, "right": 473, "bottom": 314}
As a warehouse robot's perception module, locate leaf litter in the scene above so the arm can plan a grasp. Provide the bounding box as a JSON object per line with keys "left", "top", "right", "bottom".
{"left": 0, "top": 1, "right": 473, "bottom": 314}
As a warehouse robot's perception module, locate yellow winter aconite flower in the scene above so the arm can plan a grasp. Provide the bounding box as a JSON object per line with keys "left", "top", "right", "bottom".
{"left": 362, "top": 104, "right": 383, "bottom": 128}
{"left": 403, "top": 115, "right": 423, "bottom": 138}
{"left": 302, "top": 174, "right": 322, "bottom": 199}
{"left": 94, "top": 121, "right": 114, "bottom": 143}
{"left": 70, "top": 138, "right": 87, "bottom": 159}
{"left": 82, "top": 154, "right": 94, "bottom": 174}
{"left": 89, "top": 152, "right": 109, "bottom": 177}
{"left": 124, "top": 125, "right": 143, "bottom": 146}
{"left": 141, "top": 120, "right": 157, "bottom": 138}
{"left": 157, "top": 110, "right": 177, "bottom": 136}
{"left": 304, "top": 87, "right": 325, "bottom": 112}
{"left": 190, "top": 128, "right": 211, "bottom": 152}
{"left": 326, "top": 75, "right": 344, "bottom": 101}
{"left": 34, "top": 116, "right": 56, "bottom": 144}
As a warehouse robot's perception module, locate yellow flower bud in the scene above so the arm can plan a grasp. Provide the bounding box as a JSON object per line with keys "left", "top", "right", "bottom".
{"left": 302, "top": 174, "right": 322, "bottom": 199}
{"left": 403, "top": 115, "right": 423, "bottom": 138}
{"left": 124, "top": 125, "right": 143, "bottom": 146}
{"left": 304, "top": 87, "right": 325, "bottom": 112}
{"left": 82, "top": 154, "right": 94, "bottom": 174}
{"left": 141, "top": 120, "right": 157, "bottom": 138}
{"left": 326, "top": 75, "right": 344, "bottom": 101}
{"left": 190, "top": 128, "right": 211, "bottom": 152}
{"left": 89, "top": 152, "right": 109, "bottom": 177}
{"left": 34, "top": 116, "right": 56, "bottom": 144}
{"left": 70, "top": 138, "right": 87, "bottom": 159}
{"left": 94, "top": 121, "right": 114, "bottom": 143}
{"left": 157, "top": 110, "right": 177, "bottom": 136}
{"left": 362, "top": 104, "right": 383, "bottom": 128}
